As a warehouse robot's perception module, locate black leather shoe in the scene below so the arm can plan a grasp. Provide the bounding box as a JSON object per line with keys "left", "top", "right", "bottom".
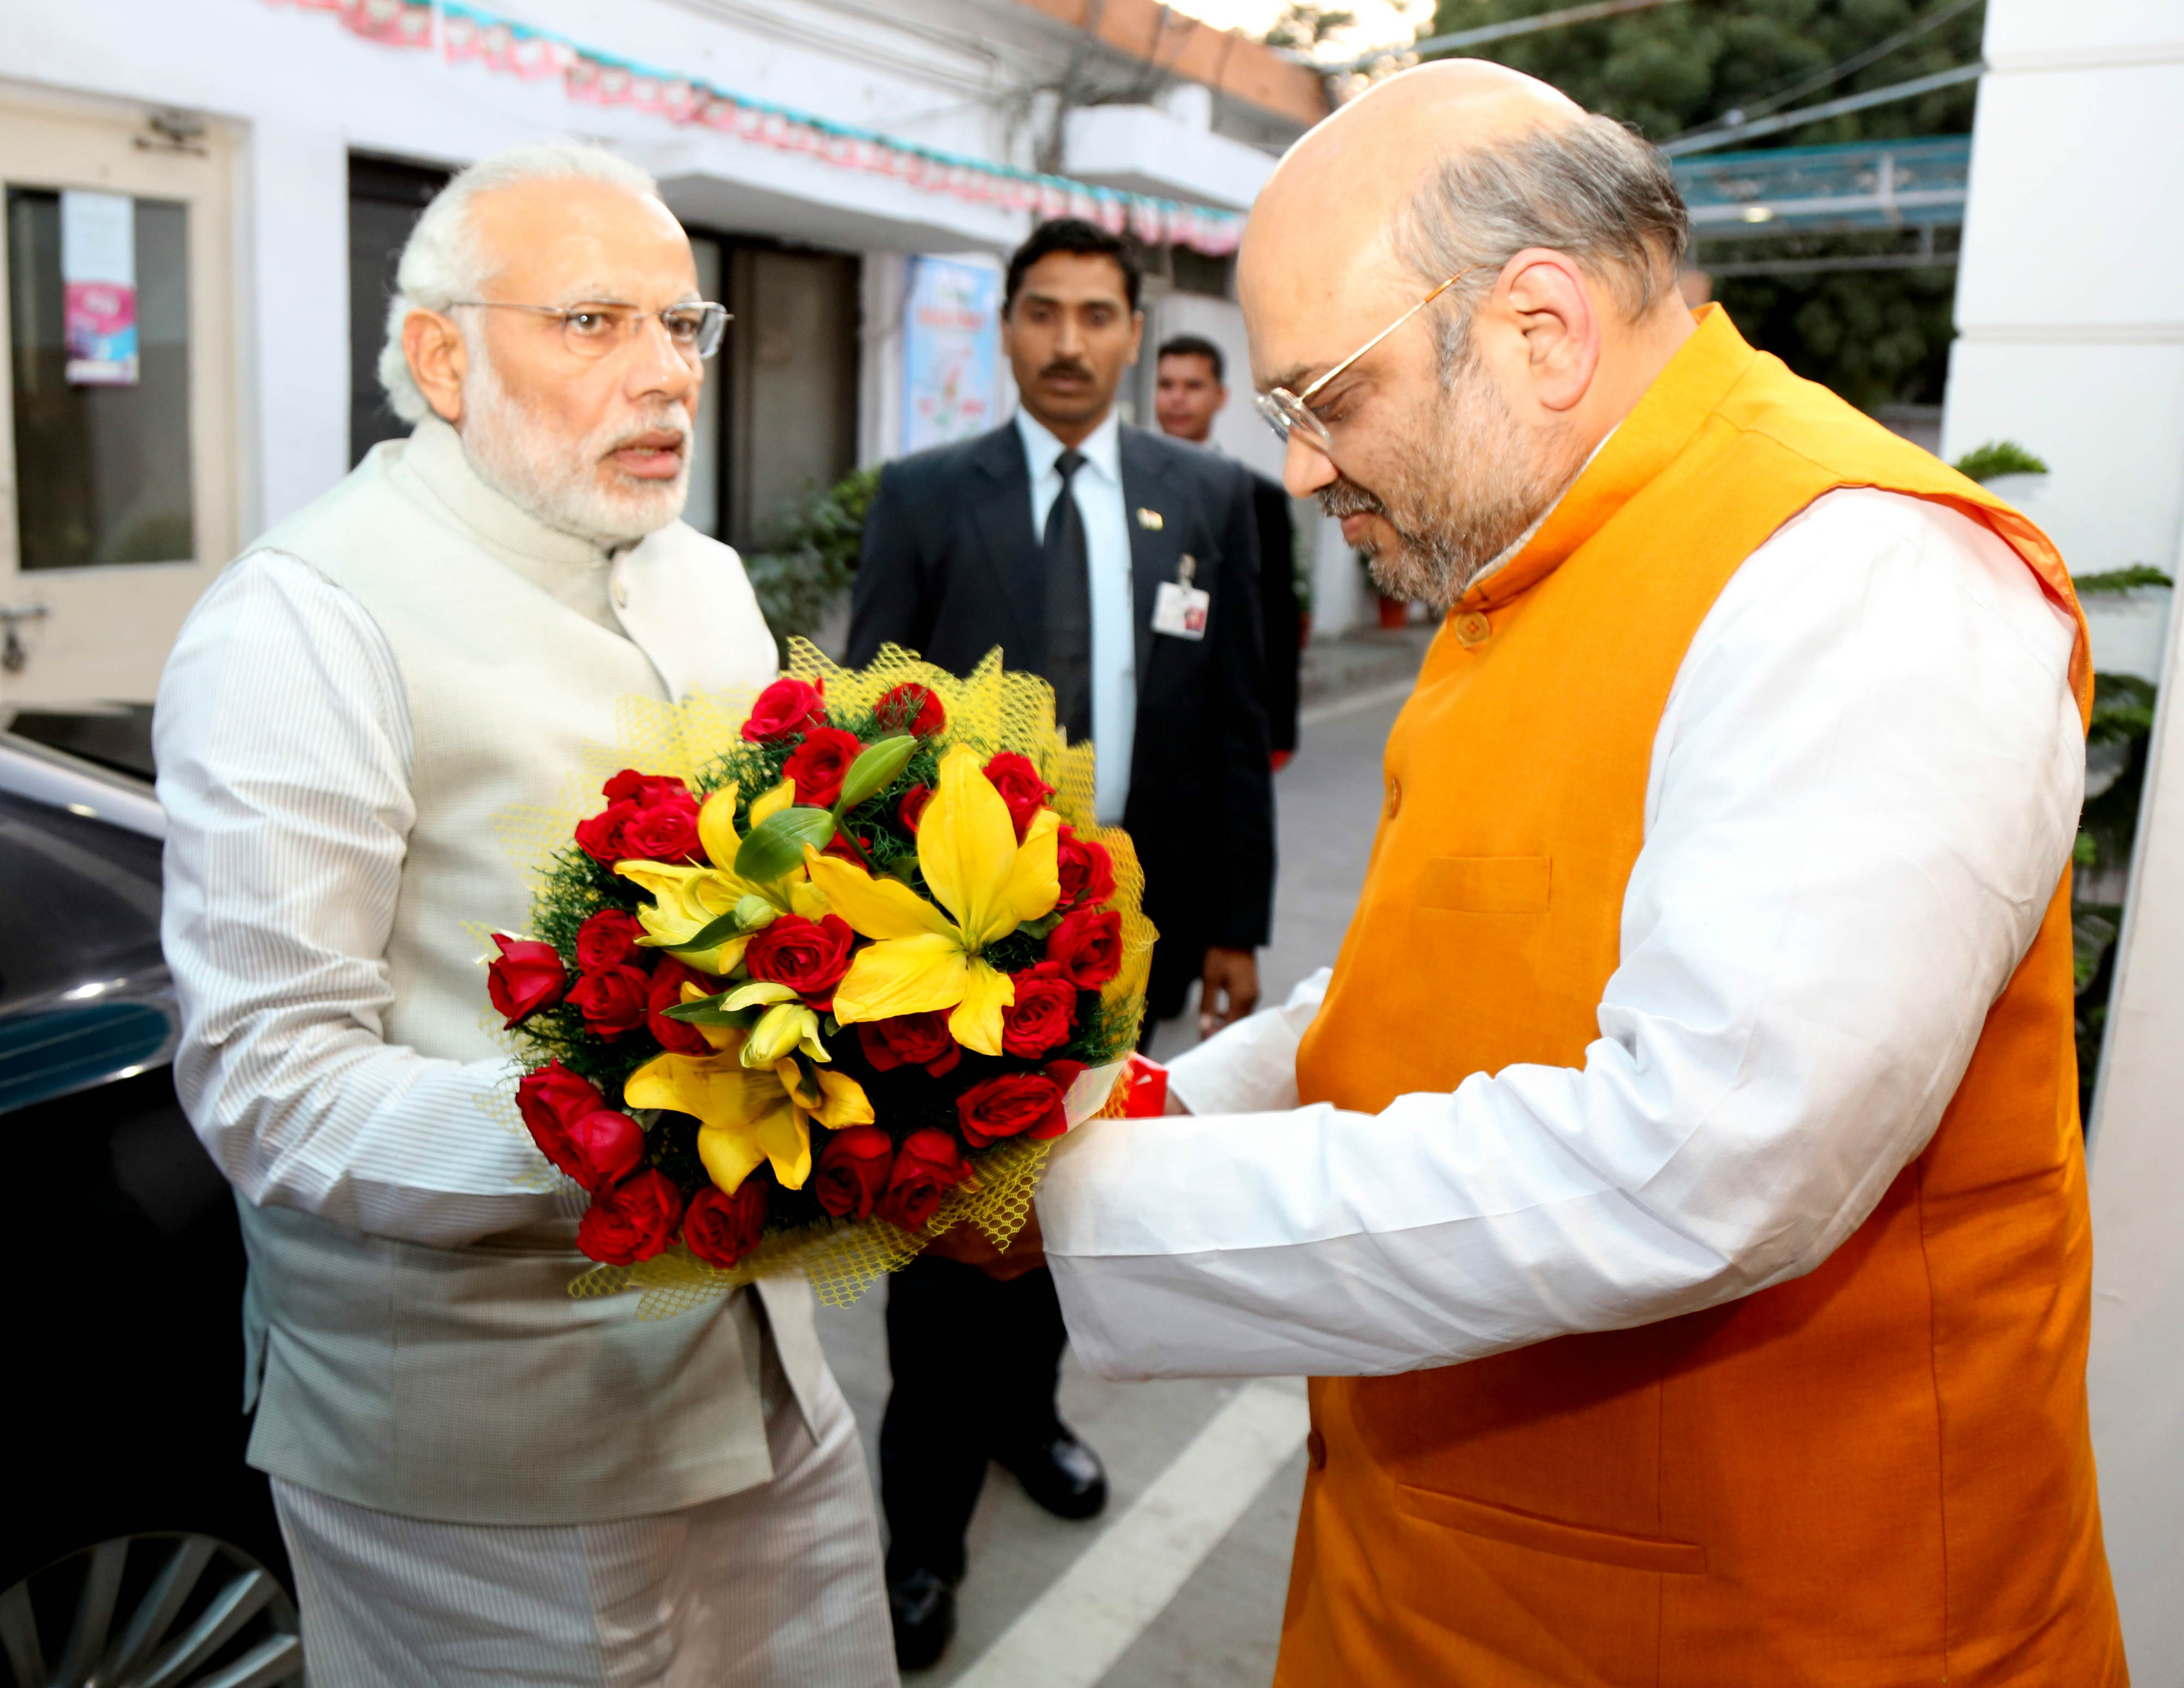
{"left": 888, "top": 1566, "right": 956, "bottom": 1672}
{"left": 998, "top": 1425, "right": 1108, "bottom": 1520}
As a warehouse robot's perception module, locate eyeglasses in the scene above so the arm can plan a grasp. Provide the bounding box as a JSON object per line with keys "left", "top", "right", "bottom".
{"left": 1254, "top": 268, "right": 1480, "bottom": 455}
{"left": 450, "top": 299, "right": 731, "bottom": 362}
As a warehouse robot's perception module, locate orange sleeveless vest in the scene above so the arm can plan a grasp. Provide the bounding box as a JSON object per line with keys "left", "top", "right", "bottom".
{"left": 1280, "top": 307, "right": 2125, "bottom": 1686}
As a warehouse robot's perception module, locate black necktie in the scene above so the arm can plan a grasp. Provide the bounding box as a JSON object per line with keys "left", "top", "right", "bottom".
{"left": 1043, "top": 448, "right": 1093, "bottom": 742}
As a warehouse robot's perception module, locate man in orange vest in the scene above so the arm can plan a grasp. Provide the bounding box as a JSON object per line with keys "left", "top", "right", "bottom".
{"left": 1034, "top": 61, "right": 2128, "bottom": 1685}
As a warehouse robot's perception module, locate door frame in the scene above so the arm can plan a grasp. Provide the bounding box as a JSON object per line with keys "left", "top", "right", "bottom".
{"left": 0, "top": 80, "right": 239, "bottom": 707}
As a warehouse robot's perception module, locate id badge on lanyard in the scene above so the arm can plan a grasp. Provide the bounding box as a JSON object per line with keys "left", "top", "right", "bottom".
{"left": 1152, "top": 553, "right": 1210, "bottom": 641}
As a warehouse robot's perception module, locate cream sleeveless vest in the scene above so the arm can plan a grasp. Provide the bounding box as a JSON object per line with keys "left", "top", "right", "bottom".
{"left": 232, "top": 419, "right": 828, "bottom": 1526}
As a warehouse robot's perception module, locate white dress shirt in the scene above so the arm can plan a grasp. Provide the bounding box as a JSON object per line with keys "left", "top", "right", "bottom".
{"left": 1038, "top": 488, "right": 2085, "bottom": 1379}
{"left": 1018, "top": 407, "right": 1135, "bottom": 824}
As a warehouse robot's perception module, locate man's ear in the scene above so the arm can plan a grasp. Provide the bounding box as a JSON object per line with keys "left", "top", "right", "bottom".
{"left": 1500, "top": 249, "right": 1600, "bottom": 416}
{"left": 1125, "top": 307, "right": 1146, "bottom": 367}
{"left": 402, "top": 308, "right": 468, "bottom": 425}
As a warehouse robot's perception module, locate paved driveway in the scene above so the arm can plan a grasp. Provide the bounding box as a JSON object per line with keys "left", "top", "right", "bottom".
{"left": 816, "top": 681, "right": 1411, "bottom": 1687}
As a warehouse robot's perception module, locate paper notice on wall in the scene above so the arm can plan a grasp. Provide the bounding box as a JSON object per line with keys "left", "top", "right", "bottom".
{"left": 902, "top": 256, "right": 999, "bottom": 453}
{"left": 62, "top": 189, "right": 139, "bottom": 386}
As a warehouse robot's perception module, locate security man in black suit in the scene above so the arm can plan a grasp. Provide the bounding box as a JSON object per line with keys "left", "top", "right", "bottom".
{"left": 847, "top": 220, "right": 1274, "bottom": 1670}
{"left": 1154, "top": 332, "right": 1303, "bottom": 766}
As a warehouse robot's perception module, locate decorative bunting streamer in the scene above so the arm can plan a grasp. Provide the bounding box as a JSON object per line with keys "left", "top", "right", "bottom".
{"left": 268, "top": 0, "right": 1249, "bottom": 253}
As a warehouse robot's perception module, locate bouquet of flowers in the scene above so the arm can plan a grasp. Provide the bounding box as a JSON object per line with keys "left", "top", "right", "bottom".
{"left": 484, "top": 642, "right": 1158, "bottom": 1311}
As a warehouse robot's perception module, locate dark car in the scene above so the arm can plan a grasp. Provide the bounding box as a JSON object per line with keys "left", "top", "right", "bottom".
{"left": 2, "top": 713, "right": 301, "bottom": 1687}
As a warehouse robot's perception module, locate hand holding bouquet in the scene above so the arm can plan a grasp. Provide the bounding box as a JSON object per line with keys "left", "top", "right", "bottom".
{"left": 485, "top": 644, "right": 1155, "bottom": 1310}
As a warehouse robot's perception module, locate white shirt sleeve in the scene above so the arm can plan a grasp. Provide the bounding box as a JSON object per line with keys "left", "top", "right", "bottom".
{"left": 1163, "top": 968, "right": 1332, "bottom": 1117}
{"left": 156, "top": 552, "right": 567, "bottom": 1247}
{"left": 1040, "top": 489, "right": 2085, "bottom": 1380}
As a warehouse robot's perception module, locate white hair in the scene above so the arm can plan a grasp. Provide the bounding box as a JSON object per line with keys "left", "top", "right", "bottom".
{"left": 376, "top": 141, "right": 661, "bottom": 424}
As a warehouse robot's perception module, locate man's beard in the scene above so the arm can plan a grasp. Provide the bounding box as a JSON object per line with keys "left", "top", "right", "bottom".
{"left": 1320, "top": 352, "right": 1578, "bottom": 609}
{"left": 458, "top": 345, "right": 691, "bottom": 547}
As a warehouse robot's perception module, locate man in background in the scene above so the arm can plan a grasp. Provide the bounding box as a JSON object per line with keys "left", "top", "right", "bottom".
{"left": 1155, "top": 333, "right": 1303, "bottom": 767}
{"left": 157, "top": 143, "right": 893, "bottom": 1687}
{"left": 848, "top": 218, "right": 1274, "bottom": 1668}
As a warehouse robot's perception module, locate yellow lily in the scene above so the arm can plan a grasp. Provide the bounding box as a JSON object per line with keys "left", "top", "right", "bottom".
{"left": 722, "top": 980, "right": 830, "bottom": 1068}
{"left": 623, "top": 1029, "right": 873, "bottom": 1195}
{"left": 804, "top": 744, "right": 1060, "bottom": 1056}
{"left": 615, "top": 779, "right": 825, "bottom": 973}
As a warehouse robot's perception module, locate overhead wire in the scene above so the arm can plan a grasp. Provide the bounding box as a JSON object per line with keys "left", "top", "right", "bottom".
{"left": 1667, "top": 0, "right": 1983, "bottom": 145}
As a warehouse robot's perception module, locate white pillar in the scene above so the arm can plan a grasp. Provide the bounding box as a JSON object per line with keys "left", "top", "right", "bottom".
{"left": 244, "top": 119, "right": 351, "bottom": 534}
{"left": 1309, "top": 514, "right": 1361, "bottom": 638}
{"left": 1951, "top": 6, "right": 2184, "bottom": 1679}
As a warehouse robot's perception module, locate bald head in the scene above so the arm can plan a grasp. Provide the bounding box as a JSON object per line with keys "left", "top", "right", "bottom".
{"left": 1236, "top": 60, "right": 1694, "bottom": 606}
{"left": 1248, "top": 62, "right": 1577, "bottom": 290}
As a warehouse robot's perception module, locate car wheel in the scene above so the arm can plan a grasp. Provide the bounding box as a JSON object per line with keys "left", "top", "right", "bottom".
{"left": 0, "top": 1532, "right": 301, "bottom": 1687}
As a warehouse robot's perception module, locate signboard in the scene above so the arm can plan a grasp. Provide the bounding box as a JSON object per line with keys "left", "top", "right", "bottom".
{"left": 61, "top": 189, "right": 138, "bottom": 386}
{"left": 901, "top": 256, "right": 999, "bottom": 453}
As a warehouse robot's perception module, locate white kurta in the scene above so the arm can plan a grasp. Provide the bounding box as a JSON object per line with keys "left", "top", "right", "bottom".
{"left": 156, "top": 419, "right": 892, "bottom": 1679}
{"left": 1038, "top": 488, "right": 2085, "bottom": 1381}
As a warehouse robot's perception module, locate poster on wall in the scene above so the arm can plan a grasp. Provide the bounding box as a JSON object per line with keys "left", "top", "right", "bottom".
{"left": 61, "top": 189, "right": 139, "bottom": 387}
{"left": 901, "top": 256, "right": 999, "bottom": 453}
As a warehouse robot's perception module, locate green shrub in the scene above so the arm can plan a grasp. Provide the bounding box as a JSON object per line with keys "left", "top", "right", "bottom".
{"left": 745, "top": 464, "right": 881, "bottom": 654}
{"left": 2075, "top": 565, "right": 2175, "bottom": 595}
{"left": 1952, "top": 440, "right": 2049, "bottom": 484}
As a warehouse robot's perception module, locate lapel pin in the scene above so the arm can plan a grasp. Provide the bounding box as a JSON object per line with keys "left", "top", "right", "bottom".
{"left": 1136, "top": 507, "right": 1165, "bottom": 531}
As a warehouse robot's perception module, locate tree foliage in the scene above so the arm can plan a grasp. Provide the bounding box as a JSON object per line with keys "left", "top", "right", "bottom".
{"left": 1425, "top": 0, "right": 1985, "bottom": 144}
{"left": 1427, "top": 0, "right": 1987, "bottom": 406}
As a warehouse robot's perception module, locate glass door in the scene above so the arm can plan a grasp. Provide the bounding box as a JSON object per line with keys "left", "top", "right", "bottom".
{"left": 0, "top": 93, "right": 236, "bottom": 712}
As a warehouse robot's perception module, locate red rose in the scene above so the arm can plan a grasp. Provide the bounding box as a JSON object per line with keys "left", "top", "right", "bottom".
{"left": 517, "top": 1060, "right": 606, "bottom": 1178}
{"left": 562, "top": 1109, "right": 646, "bottom": 1193}
{"left": 647, "top": 957, "right": 721, "bottom": 1055}
{"left": 487, "top": 934, "right": 566, "bottom": 1027}
{"left": 741, "top": 677, "right": 830, "bottom": 744}
{"left": 876, "top": 1128, "right": 969, "bottom": 1231}
{"left": 1000, "top": 964, "right": 1078, "bottom": 1058}
{"left": 1055, "top": 827, "right": 1116, "bottom": 910}
{"left": 812, "top": 1126, "right": 894, "bottom": 1219}
{"left": 1046, "top": 908, "right": 1123, "bottom": 988}
{"left": 1032, "top": 1059, "right": 1085, "bottom": 1139}
{"left": 619, "top": 791, "right": 704, "bottom": 863}
{"left": 569, "top": 964, "right": 651, "bottom": 1039}
{"left": 603, "top": 768, "right": 690, "bottom": 807}
{"left": 745, "top": 913, "right": 855, "bottom": 1005}
{"left": 982, "top": 753, "right": 1055, "bottom": 840}
{"left": 575, "top": 909, "right": 644, "bottom": 971}
{"left": 822, "top": 833, "right": 871, "bottom": 864}
{"left": 897, "top": 784, "right": 932, "bottom": 833}
{"left": 576, "top": 1168, "right": 685, "bottom": 1265}
{"left": 875, "top": 683, "right": 946, "bottom": 737}
{"left": 574, "top": 801, "right": 639, "bottom": 865}
{"left": 955, "top": 1070, "right": 1068, "bottom": 1150}
{"left": 684, "top": 1181, "right": 768, "bottom": 1268}
{"left": 785, "top": 727, "right": 865, "bottom": 809}
{"left": 856, "top": 1011, "right": 960, "bottom": 1077}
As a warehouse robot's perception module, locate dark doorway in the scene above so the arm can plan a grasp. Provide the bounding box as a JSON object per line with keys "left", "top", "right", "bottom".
{"left": 347, "top": 153, "right": 449, "bottom": 467}
{"left": 717, "top": 240, "right": 860, "bottom": 554}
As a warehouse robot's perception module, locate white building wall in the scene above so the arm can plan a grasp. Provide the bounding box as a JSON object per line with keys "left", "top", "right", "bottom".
{"left": 7, "top": 0, "right": 1063, "bottom": 534}
{"left": 1944, "top": 11, "right": 2184, "bottom": 683}
{"left": 1953, "top": 4, "right": 2184, "bottom": 1679}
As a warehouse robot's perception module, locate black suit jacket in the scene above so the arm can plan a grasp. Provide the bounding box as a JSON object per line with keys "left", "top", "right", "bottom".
{"left": 1249, "top": 470, "right": 1301, "bottom": 756}
{"left": 848, "top": 421, "right": 1274, "bottom": 1011}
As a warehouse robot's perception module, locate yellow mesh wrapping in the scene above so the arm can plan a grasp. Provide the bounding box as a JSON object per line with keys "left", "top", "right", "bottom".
{"left": 502, "top": 638, "right": 1156, "bottom": 1317}
{"left": 572, "top": 1077, "right": 1137, "bottom": 1317}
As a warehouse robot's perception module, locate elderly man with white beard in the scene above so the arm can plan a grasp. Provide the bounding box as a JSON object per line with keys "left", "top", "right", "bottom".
{"left": 153, "top": 144, "right": 896, "bottom": 1687}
